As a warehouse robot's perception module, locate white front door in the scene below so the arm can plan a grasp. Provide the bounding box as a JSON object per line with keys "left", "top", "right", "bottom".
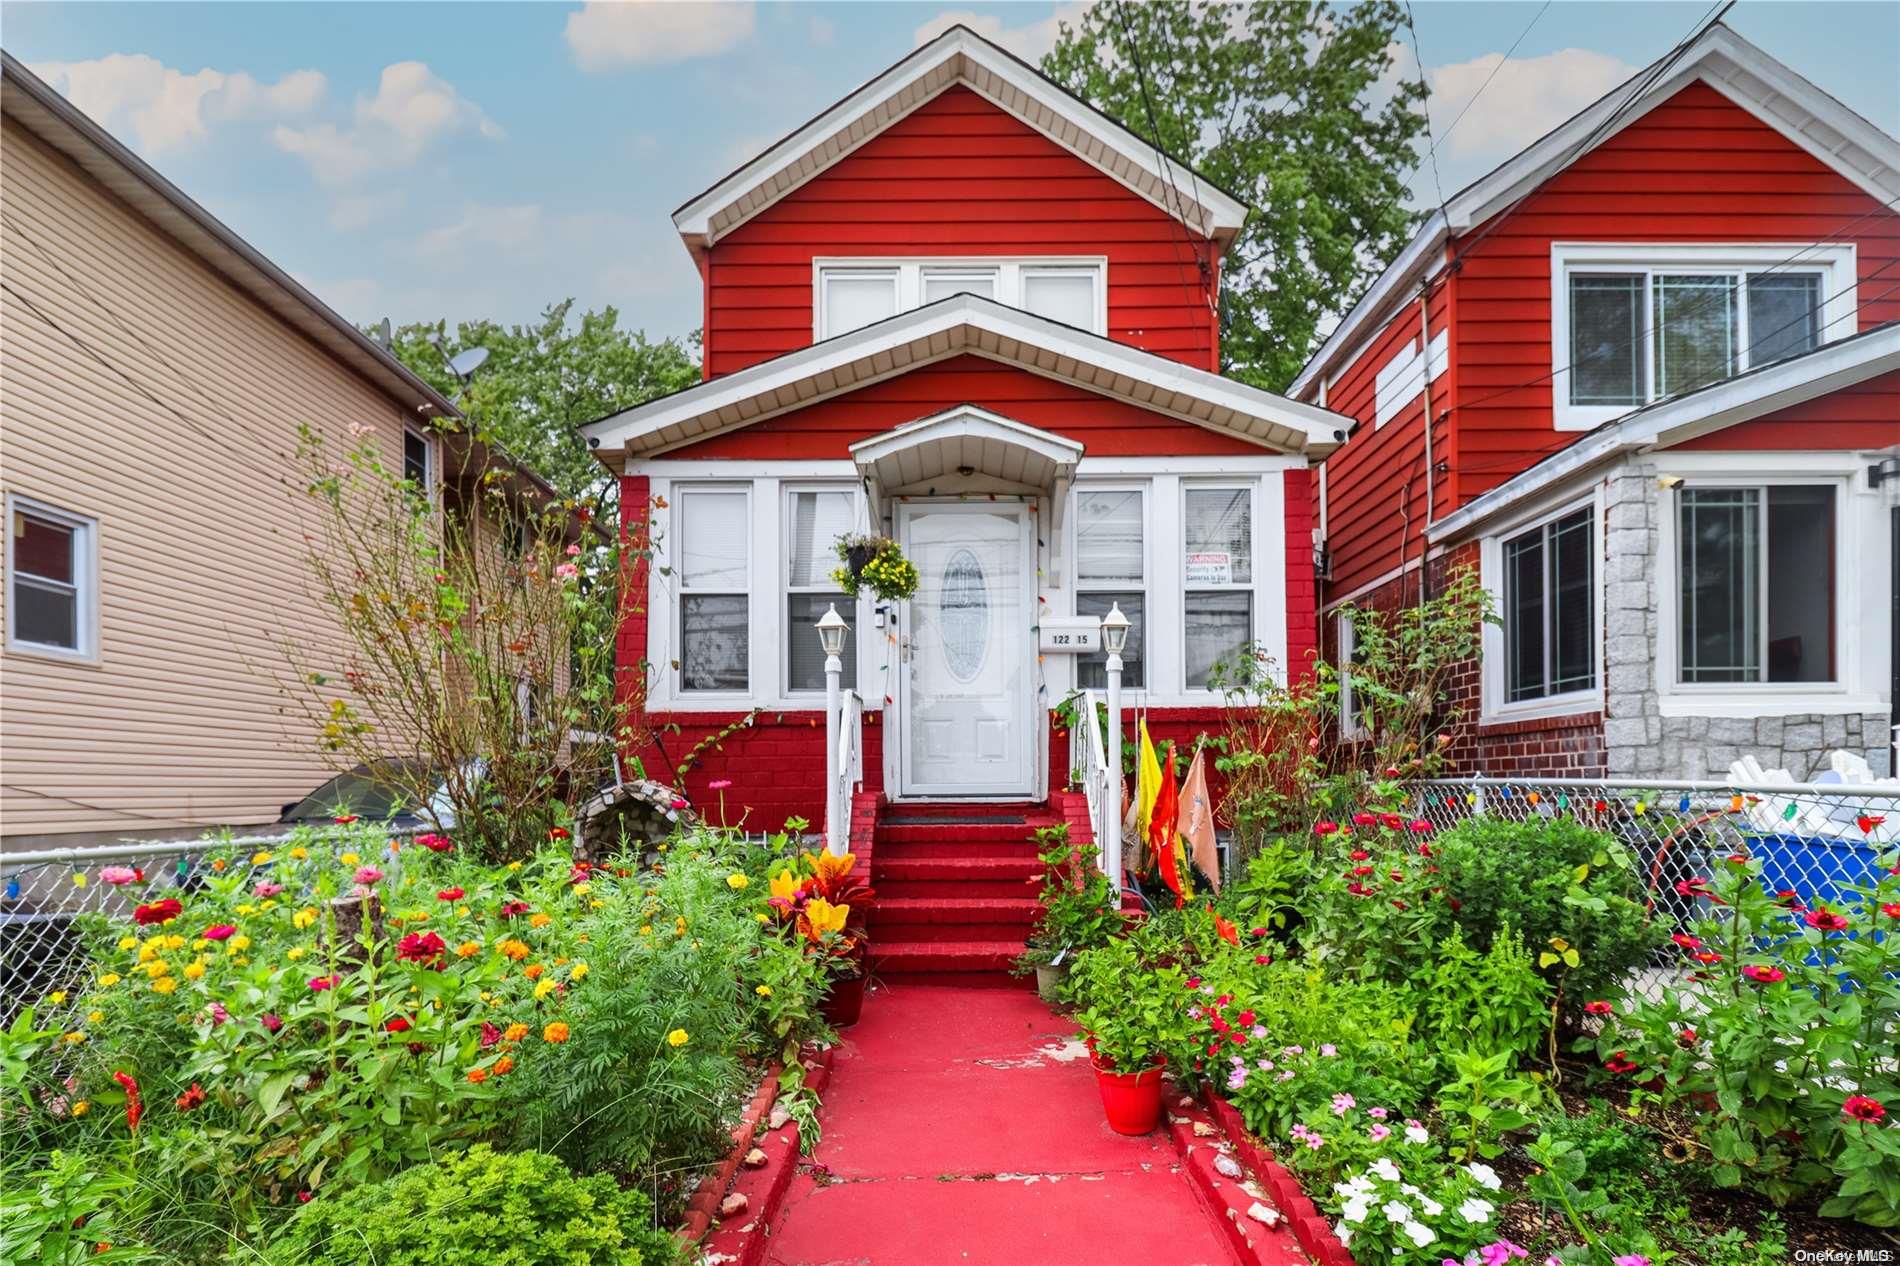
{"left": 897, "top": 502, "right": 1036, "bottom": 797}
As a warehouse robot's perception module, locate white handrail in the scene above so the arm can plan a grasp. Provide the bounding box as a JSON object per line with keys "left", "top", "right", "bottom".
{"left": 1068, "top": 690, "right": 1113, "bottom": 876}
{"left": 827, "top": 689, "right": 863, "bottom": 855}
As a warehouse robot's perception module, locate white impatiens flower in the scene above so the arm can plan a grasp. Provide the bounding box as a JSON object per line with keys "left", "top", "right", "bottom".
{"left": 1402, "top": 1220, "right": 1437, "bottom": 1248}
{"left": 1336, "top": 1227, "right": 1352, "bottom": 1248}
{"left": 1418, "top": 1196, "right": 1444, "bottom": 1218}
{"left": 1370, "top": 1158, "right": 1402, "bottom": 1183}
{"left": 1381, "top": 1201, "right": 1413, "bottom": 1224}
{"left": 1458, "top": 1197, "right": 1494, "bottom": 1224}
{"left": 1404, "top": 1124, "right": 1430, "bottom": 1145}
{"left": 1466, "top": 1161, "right": 1503, "bottom": 1191}
{"left": 1340, "top": 1198, "right": 1371, "bottom": 1225}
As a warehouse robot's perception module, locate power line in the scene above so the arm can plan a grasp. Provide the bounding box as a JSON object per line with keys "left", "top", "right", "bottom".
{"left": 1401, "top": 1, "right": 1449, "bottom": 220}
{"left": 1111, "top": 0, "right": 1216, "bottom": 315}
{"left": 1430, "top": 0, "right": 1551, "bottom": 154}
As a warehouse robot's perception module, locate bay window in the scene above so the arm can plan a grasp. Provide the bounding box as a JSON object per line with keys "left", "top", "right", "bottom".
{"left": 785, "top": 489, "right": 857, "bottom": 691}
{"left": 5, "top": 494, "right": 98, "bottom": 660}
{"left": 1553, "top": 244, "right": 1854, "bottom": 428}
{"left": 1501, "top": 506, "right": 1596, "bottom": 703}
{"left": 1073, "top": 488, "right": 1145, "bottom": 689}
{"left": 1183, "top": 485, "right": 1253, "bottom": 690}
{"left": 677, "top": 487, "right": 750, "bottom": 692}
{"left": 1677, "top": 484, "right": 1835, "bottom": 684}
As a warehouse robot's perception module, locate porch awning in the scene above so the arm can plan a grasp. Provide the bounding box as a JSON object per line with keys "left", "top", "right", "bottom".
{"left": 849, "top": 405, "right": 1083, "bottom": 498}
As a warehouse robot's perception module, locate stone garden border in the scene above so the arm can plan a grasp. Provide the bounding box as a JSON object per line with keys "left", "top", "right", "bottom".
{"left": 1192, "top": 1086, "right": 1357, "bottom": 1266}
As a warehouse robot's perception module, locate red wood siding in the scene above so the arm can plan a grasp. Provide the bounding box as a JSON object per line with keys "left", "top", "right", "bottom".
{"left": 1282, "top": 467, "right": 1318, "bottom": 678}
{"left": 703, "top": 85, "right": 1220, "bottom": 378}
{"left": 1450, "top": 81, "right": 1900, "bottom": 502}
{"left": 663, "top": 354, "right": 1263, "bottom": 460}
{"left": 1314, "top": 279, "right": 1453, "bottom": 600}
{"left": 1667, "top": 366, "right": 1900, "bottom": 450}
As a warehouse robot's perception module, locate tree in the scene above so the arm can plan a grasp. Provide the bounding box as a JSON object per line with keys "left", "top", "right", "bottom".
{"left": 384, "top": 302, "right": 699, "bottom": 504}
{"left": 1043, "top": 1, "right": 1429, "bottom": 391}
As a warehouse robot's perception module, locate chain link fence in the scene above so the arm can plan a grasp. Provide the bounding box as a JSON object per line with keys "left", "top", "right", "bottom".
{"left": 1406, "top": 776, "right": 1900, "bottom": 1002}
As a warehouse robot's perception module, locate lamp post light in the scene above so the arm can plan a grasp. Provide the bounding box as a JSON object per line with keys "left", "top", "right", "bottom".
{"left": 816, "top": 604, "right": 850, "bottom": 855}
{"left": 1099, "top": 601, "right": 1131, "bottom": 891}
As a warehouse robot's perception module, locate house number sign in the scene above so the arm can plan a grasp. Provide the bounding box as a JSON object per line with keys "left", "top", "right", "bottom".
{"left": 1038, "top": 616, "right": 1101, "bottom": 654}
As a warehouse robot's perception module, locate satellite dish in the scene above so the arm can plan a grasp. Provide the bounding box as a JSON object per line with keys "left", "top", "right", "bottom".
{"left": 372, "top": 317, "right": 392, "bottom": 350}
{"left": 449, "top": 347, "right": 490, "bottom": 381}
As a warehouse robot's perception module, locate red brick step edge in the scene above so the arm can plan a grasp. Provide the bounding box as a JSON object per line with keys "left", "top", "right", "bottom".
{"left": 1194, "top": 1086, "right": 1358, "bottom": 1266}
{"left": 675, "top": 1041, "right": 839, "bottom": 1264}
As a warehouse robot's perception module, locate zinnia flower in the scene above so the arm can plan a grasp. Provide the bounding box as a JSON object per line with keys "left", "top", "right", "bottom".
{"left": 1603, "top": 1052, "right": 1638, "bottom": 1075}
{"left": 547, "top": 827, "right": 571, "bottom": 841}
{"left": 1583, "top": 1000, "right": 1613, "bottom": 1016}
{"left": 384, "top": 1016, "right": 412, "bottom": 1034}
{"left": 308, "top": 974, "right": 340, "bottom": 992}
{"left": 253, "top": 882, "right": 283, "bottom": 898}
{"left": 1804, "top": 907, "right": 1850, "bottom": 933}
{"left": 500, "top": 901, "right": 531, "bottom": 919}
{"left": 1670, "top": 932, "right": 1701, "bottom": 950}
{"left": 1883, "top": 903, "right": 1900, "bottom": 919}
{"left": 1313, "top": 821, "right": 1339, "bottom": 836}
{"left": 175, "top": 1083, "right": 206, "bottom": 1112}
{"left": 1612, "top": 1256, "right": 1651, "bottom": 1266}
{"left": 353, "top": 866, "right": 384, "bottom": 886}
{"left": 134, "top": 899, "right": 182, "bottom": 926}
{"left": 1742, "top": 964, "right": 1786, "bottom": 984}
{"left": 333, "top": 815, "right": 359, "bottom": 824}
{"left": 396, "top": 931, "right": 446, "bottom": 966}
{"left": 100, "top": 866, "right": 139, "bottom": 886}
{"left": 1843, "top": 1095, "right": 1886, "bottom": 1123}
{"left": 437, "top": 887, "right": 464, "bottom": 902}
{"left": 202, "top": 924, "right": 236, "bottom": 942}
{"left": 261, "top": 1013, "right": 283, "bottom": 1034}
{"left": 480, "top": 1022, "right": 502, "bottom": 1047}
{"left": 416, "top": 833, "right": 453, "bottom": 853}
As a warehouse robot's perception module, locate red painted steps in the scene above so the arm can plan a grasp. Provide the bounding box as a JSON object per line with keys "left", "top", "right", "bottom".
{"left": 865, "top": 801, "right": 1053, "bottom": 987}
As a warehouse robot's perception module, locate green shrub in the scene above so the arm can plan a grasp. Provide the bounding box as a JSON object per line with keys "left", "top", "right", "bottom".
{"left": 1431, "top": 815, "right": 1660, "bottom": 999}
{"left": 1015, "top": 825, "right": 1122, "bottom": 973}
{"left": 259, "top": 1145, "right": 676, "bottom": 1266}
{"left": 1416, "top": 925, "right": 1550, "bottom": 1068}
{"left": 1068, "top": 937, "right": 1193, "bottom": 1071}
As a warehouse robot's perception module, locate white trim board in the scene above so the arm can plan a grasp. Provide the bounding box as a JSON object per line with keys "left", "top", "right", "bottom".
{"left": 671, "top": 25, "right": 1247, "bottom": 251}
{"left": 582, "top": 294, "right": 1349, "bottom": 461}
{"left": 1289, "top": 23, "right": 1900, "bottom": 399}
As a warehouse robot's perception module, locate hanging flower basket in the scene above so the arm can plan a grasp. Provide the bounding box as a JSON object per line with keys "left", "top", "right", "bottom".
{"left": 831, "top": 533, "right": 918, "bottom": 603}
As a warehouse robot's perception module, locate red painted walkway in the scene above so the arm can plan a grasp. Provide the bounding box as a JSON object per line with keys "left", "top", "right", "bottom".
{"left": 764, "top": 986, "right": 1249, "bottom": 1266}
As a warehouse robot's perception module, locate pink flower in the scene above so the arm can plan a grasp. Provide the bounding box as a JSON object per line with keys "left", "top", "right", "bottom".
{"left": 1583, "top": 1000, "right": 1613, "bottom": 1016}
{"left": 554, "top": 563, "right": 579, "bottom": 580}
{"left": 202, "top": 924, "right": 237, "bottom": 941}
{"left": 1313, "top": 821, "right": 1339, "bottom": 836}
{"left": 99, "top": 866, "right": 140, "bottom": 886}
{"left": 308, "top": 975, "right": 340, "bottom": 992}
{"left": 415, "top": 834, "right": 453, "bottom": 853}
{"left": 708, "top": 779, "right": 732, "bottom": 791}
{"left": 1480, "top": 1243, "right": 1530, "bottom": 1266}
{"left": 1351, "top": 813, "right": 1377, "bottom": 827}
{"left": 1742, "top": 964, "right": 1785, "bottom": 984}
{"left": 1368, "top": 1106, "right": 1388, "bottom": 1119}
{"left": 254, "top": 881, "right": 283, "bottom": 898}
{"left": 1368, "top": 1123, "right": 1391, "bottom": 1142}
{"left": 1331, "top": 1093, "right": 1355, "bottom": 1115}
{"left": 565, "top": 543, "right": 581, "bottom": 556}
{"left": 1407, "top": 819, "right": 1432, "bottom": 834}
{"left": 261, "top": 1013, "right": 283, "bottom": 1034}
{"left": 353, "top": 866, "right": 384, "bottom": 885}
{"left": 670, "top": 797, "right": 689, "bottom": 811}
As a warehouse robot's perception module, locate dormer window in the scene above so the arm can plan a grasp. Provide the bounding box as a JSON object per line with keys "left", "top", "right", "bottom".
{"left": 1550, "top": 243, "right": 1857, "bottom": 429}
{"left": 815, "top": 258, "right": 1106, "bottom": 339}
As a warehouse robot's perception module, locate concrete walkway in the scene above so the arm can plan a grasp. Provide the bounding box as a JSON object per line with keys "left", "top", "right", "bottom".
{"left": 764, "top": 986, "right": 1245, "bottom": 1266}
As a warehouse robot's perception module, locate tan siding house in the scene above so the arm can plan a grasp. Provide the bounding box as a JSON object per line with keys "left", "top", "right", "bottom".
{"left": 1, "top": 54, "right": 463, "bottom": 847}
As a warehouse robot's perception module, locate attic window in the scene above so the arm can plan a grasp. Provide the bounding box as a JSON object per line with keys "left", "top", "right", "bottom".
{"left": 815, "top": 258, "right": 1106, "bottom": 338}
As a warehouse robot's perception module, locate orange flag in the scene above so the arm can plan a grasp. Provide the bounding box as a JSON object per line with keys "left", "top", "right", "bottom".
{"left": 1150, "top": 741, "right": 1183, "bottom": 908}
{"left": 1178, "top": 746, "right": 1220, "bottom": 895}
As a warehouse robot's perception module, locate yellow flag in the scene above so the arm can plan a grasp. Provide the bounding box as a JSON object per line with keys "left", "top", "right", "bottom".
{"left": 1135, "top": 716, "right": 1162, "bottom": 846}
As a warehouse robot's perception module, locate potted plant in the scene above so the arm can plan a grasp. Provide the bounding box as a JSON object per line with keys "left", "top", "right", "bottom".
{"left": 1069, "top": 938, "right": 1191, "bottom": 1134}
{"left": 770, "top": 849, "right": 875, "bottom": 1026}
{"left": 1013, "top": 824, "right": 1123, "bottom": 1003}
{"left": 831, "top": 533, "right": 919, "bottom": 603}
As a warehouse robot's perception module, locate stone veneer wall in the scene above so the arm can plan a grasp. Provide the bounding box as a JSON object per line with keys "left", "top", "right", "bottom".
{"left": 1601, "top": 462, "right": 1892, "bottom": 780}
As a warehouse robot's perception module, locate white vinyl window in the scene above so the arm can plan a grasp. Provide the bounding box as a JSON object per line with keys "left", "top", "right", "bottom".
{"left": 1336, "top": 612, "right": 1365, "bottom": 739}
{"left": 1676, "top": 484, "right": 1836, "bottom": 685}
{"left": 403, "top": 427, "right": 435, "bottom": 492}
{"left": 5, "top": 494, "right": 99, "bottom": 661}
{"left": 676, "top": 487, "right": 751, "bottom": 693}
{"left": 1552, "top": 243, "right": 1856, "bottom": 429}
{"left": 785, "top": 488, "right": 857, "bottom": 692}
{"left": 1501, "top": 506, "right": 1597, "bottom": 703}
{"left": 1073, "top": 488, "right": 1146, "bottom": 690}
{"left": 815, "top": 257, "right": 1107, "bottom": 338}
{"left": 1182, "top": 485, "right": 1255, "bottom": 690}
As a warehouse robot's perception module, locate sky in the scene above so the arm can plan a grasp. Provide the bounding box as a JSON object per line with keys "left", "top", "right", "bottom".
{"left": 5, "top": 1, "right": 1896, "bottom": 347}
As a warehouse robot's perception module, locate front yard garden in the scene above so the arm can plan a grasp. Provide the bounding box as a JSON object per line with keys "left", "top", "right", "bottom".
{"left": 0, "top": 821, "right": 854, "bottom": 1264}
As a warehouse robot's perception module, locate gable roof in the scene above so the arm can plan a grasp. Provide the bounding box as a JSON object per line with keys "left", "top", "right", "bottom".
{"left": 1292, "top": 23, "right": 1900, "bottom": 398}
{"left": 1, "top": 50, "right": 458, "bottom": 423}
{"left": 672, "top": 23, "right": 1249, "bottom": 252}
{"left": 581, "top": 293, "right": 1347, "bottom": 460}
{"left": 1427, "top": 320, "right": 1900, "bottom": 543}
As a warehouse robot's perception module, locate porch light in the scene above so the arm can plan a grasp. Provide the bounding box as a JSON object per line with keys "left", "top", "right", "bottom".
{"left": 1871, "top": 454, "right": 1900, "bottom": 507}
{"left": 1100, "top": 601, "right": 1130, "bottom": 656}
{"left": 815, "top": 604, "right": 850, "bottom": 659}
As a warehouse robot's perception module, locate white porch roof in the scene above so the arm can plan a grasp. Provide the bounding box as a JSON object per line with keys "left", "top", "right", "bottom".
{"left": 850, "top": 406, "right": 1083, "bottom": 497}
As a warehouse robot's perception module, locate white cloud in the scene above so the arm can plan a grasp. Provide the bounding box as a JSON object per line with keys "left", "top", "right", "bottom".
{"left": 1427, "top": 47, "right": 1638, "bottom": 162}
{"left": 417, "top": 203, "right": 545, "bottom": 257}
{"left": 565, "top": 1, "right": 756, "bottom": 71}
{"left": 273, "top": 61, "right": 502, "bottom": 187}
{"left": 912, "top": 3, "right": 1091, "bottom": 62}
{"left": 29, "top": 54, "right": 324, "bottom": 153}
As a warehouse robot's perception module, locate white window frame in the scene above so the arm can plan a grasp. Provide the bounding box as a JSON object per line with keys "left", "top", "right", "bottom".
{"left": 403, "top": 426, "right": 436, "bottom": 493}
{"left": 1478, "top": 490, "right": 1604, "bottom": 725}
{"left": 1336, "top": 611, "right": 1367, "bottom": 740}
{"left": 5, "top": 493, "right": 100, "bottom": 663}
{"left": 813, "top": 256, "right": 1109, "bottom": 339}
{"left": 1550, "top": 242, "right": 1857, "bottom": 431}
{"left": 673, "top": 483, "right": 754, "bottom": 698}
{"left": 1180, "top": 480, "right": 1265, "bottom": 696}
{"left": 781, "top": 482, "right": 862, "bottom": 696}
{"left": 1070, "top": 483, "right": 1150, "bottom": 692}
{"left": 1655, "top": 462, "right": 1858, "bottom": 714}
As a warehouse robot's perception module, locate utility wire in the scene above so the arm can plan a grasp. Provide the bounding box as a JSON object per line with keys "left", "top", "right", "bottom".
{"left": 1111, "top": 0, "right": 1216, "bottom": 314}
{"left": 1401, "top": 1, "right": 1449, "bottom": 220}
{"left": 1430, "top": 0, "right": 1552, "bottom": 154}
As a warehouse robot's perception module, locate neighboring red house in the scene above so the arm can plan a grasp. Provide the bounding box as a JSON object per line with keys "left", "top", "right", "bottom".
{"left": 583, "top": 26, "right": 1347, "bottom": 976}
{"left": 1296, "top": 24, "right": 1900, "bottom": 782}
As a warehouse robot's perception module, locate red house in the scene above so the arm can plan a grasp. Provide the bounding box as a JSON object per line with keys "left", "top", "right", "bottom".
{"left": 583, "top": 26, "right": 1347, "bottom": 976}
{"left": 1296, "top": 23, "right": 1900, "bottom": 783}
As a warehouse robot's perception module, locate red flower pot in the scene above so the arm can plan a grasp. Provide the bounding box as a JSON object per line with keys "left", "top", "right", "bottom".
{"left": 1093, "top": 1057, "right": 1166, "bottom": 1135}
{"left": 822, "top": 972, "right": 866, "bottom": 1027}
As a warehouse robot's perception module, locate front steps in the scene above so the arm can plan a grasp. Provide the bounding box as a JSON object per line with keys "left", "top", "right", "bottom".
{"left": 865, "top": 803, "right": 1053, "bottom": 987}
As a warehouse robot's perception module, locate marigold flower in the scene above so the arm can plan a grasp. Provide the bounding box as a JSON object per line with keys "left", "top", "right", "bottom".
{"left": 209, "top": 859, "right": 226, "bottom": 872}
{"left": 117, "top": 936, "right": 139, "bottom": 952}
{"left": 228, "top": 935, "right": 251, "bottom": 953}
{"left": 182, "top": 960, "right": 206, "bottom": 981}
{"left": 667, "top": 1028, "right": 689, "bottom": 1048}
{"left": 1843, "top": 1095, "right": 1886, "bottom": 1123}
{"left": 570, "top": 962, "right": 589, "bottom": 981}
{"left": 755, "top": 984, "right": 772, "bottom": 997}
{"left": 287, "top": 947, "right": 307, "bottom": 961}
{"left": 456, "top": 941, "right": 481, "bottom": 958}
{"left": 293, "top": 908, "right": 319, "bottom": 930}
{"left": 529, "top": 912, "right": 552, "bottom": 929}
{"left": 525, "top": 964, "right": 546, "bottom": 981}
{"left": 71, "top": 1100, "right": 90, "bottom": 1117}
{"left": 289, "top": 847, "right": 308, "bottom": 860}
{"left": 339, "top": 852, "right": 360, "bottom": 866}
{"left": 467, "top": 1067, "right": 489, "bottom": 1083}
{"left": 498, "top": 939, "right": 530, "bottom": 961}
{"left": 504, "top": 1022, "right": 530, "bottom": 1042}
{"left": 727, "top": 873, "right": 749, "bottom": 890}
{"left": 493, "top": 1054, "right": 514, "bottom": 1075}
{"left": 543, "top": 1022, "right": 570, "bottom": 1043}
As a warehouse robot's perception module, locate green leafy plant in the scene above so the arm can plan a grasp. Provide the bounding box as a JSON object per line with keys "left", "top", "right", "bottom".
{"left": 1217, "top": 838, "right": 1310, "bottom": 940}
{"left": 830, "top": 533, "right": 917, "bottom": 602}
{"left": 1015, "top": 825, "right": 1122, "bottom": 975}
{"left": 1524, "top": 1131, "right": 1663, "bottom": 1266}
{"left": 1417, "top": 925, "right": 1550, "bottom": 1067}
{"left": 1433, "top": 1047, "right": 1539, "bottom": 1162}
{"left": 1068, "top": 938, "right": 1192, "bottom": 1072}
{"left": 258, "top": 1144, "right": 677, "bottom": 1265}
{"left": 1298, "top": 812, "right": 1455, "bottom": 984}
